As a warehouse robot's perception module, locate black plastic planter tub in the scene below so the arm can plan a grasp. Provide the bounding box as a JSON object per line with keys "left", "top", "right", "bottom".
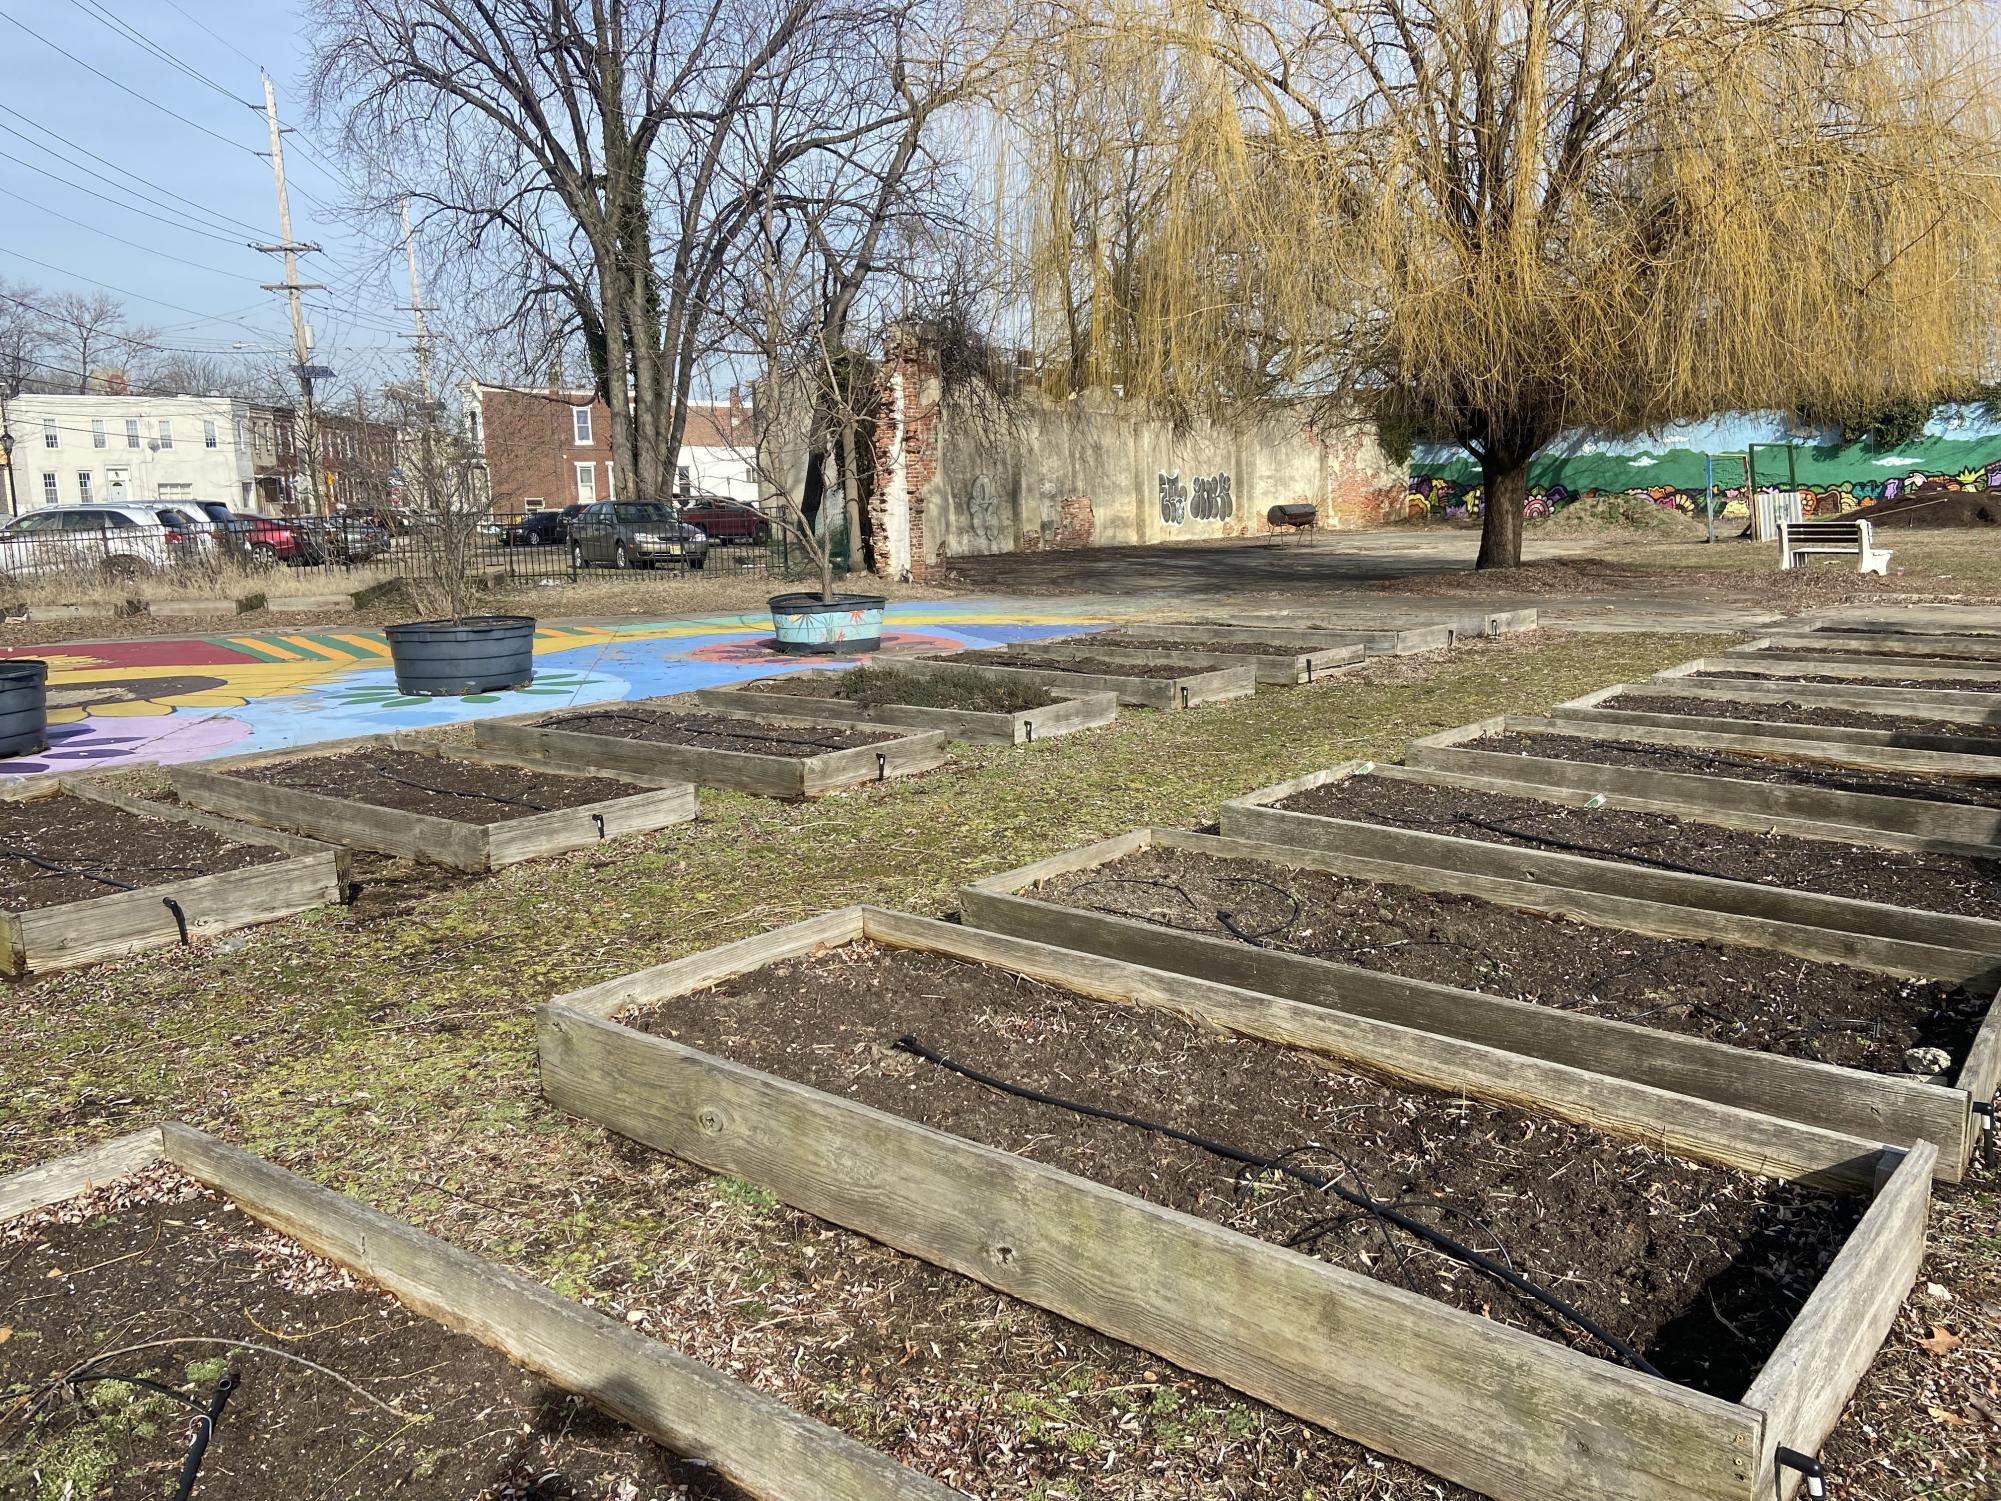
{"left": 0, "top": 658, "right": 49, "bottom": 758}
{"left": 769, "top": 593, "right": 888, "bottom": 656}
{"left": 385, "top": 616, "right": 536, "bottom": 696}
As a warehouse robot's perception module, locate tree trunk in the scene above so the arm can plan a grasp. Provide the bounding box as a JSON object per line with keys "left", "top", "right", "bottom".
{"left": 1475, "top": 450, "right": 1531, "bottom": 570}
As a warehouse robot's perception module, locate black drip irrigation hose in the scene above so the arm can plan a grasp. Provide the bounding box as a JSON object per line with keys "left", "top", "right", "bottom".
{"left": 1449, "top": 812, "right": 1739, "bottom": 883}
{"left": 362, "top": 761, "right": 551, "bottom": 813}
{"left": 892, "top": 1033, "right": 1663, "bottom": 1378}
{"left": 1069, "top": 874, "right": 1303, "bottom": 947}
{"left": 0, "top": 840, "right": 138, "bottom": 891}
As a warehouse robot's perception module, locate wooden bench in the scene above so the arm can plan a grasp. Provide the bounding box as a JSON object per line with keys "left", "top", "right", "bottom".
{"left": 1780, "top": 518, "right": 1893, "bottom": 575}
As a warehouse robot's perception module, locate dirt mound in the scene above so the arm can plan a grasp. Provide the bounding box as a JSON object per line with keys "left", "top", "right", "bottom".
{"left": 1532, "top": 493, "right": 1710, "bottom": 540}
{"left": 1857, "top": 487, "right": 2001, "bottom": 528}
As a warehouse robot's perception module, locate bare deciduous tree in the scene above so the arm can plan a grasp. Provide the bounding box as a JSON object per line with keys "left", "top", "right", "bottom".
{"left": 43, "top": 291, "right": 153, "bottom": 394}
{"left": 1017, "top": 0, "right": 2001, "bottom": 567}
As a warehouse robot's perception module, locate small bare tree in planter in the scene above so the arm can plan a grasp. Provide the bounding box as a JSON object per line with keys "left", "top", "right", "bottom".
{"left": 385, "top": 420, "right": 537, "bottom": 695}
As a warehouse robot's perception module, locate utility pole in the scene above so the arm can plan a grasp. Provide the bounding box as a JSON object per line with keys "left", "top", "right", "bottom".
{"left": 255, "top": 75, "right": 330, "bottom": 515}
{"left": 399, "top": 197, "right": 441, "bottom": 512}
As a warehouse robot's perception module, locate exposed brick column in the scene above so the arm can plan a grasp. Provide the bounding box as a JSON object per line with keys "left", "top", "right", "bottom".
{"left": 869, "top": 325, "right": 941, "bottom": 579}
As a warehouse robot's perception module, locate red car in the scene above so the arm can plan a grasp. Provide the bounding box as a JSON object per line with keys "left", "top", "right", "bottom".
{"left": 232, "top": 512, "right": 306, "bottom": 564}
{"left": 675, "top": 494, "right": 772, "bottom": 545}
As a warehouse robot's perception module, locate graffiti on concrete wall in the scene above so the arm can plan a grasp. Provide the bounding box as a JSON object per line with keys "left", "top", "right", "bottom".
{"left": 965, "top": 473, "right": 1006, "bottom": 550}
{"left": 1159, "top": 471, "right": 1234, "bottom": 526}
{"left": 1405, "top": 405, "right": 2001, "bottom": 522}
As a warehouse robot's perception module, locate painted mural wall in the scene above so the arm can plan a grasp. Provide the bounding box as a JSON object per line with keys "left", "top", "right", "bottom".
{"left": 1406, "top": 405, "right": 2001, "bottom": 521}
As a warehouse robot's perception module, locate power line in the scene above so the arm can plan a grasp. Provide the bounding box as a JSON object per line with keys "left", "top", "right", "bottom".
{"left": 2, "top": 179, "right": 263, "bottom": 280}
{"left": 0, "top": 12, "right": 262, "bottom": 159}
{"left": 157, "top": 0, "right": 263, "bottom": 72}
{"left": 63, "top": 0, "right": 256, "bottom": 110}
{"left": 0, "top": 245, "right": 275, "bottom": 334}
{"left": 0, "top": 106, "right": 271, "bottom": 241}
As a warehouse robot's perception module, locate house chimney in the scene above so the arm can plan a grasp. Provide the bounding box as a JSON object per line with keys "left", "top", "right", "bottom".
{"left": 727, "top": 386, "right": 745, "bottom": 432}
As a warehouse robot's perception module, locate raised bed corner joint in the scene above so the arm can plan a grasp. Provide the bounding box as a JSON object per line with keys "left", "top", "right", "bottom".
{"left": 890, "top": 1032, "right": 1663, "bottom": 1378}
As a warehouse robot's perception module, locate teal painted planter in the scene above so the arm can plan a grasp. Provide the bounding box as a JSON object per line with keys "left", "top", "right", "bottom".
{"left": 769, "top": 593, "right": 886, "bottom": 655}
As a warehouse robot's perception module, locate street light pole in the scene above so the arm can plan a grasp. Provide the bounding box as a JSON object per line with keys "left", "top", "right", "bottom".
{"left": 0, "top": 429, "right": 16, "bottom": 518}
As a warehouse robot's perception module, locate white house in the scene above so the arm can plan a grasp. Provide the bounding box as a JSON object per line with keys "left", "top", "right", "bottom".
{"left": 0, "top": 393, "right": 260, "bottom": 513}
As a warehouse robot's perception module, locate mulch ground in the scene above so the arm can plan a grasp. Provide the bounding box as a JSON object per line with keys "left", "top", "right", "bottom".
{"left": 535, "top": 707, "right": 901, "bottom": 755}
{"left": 0, "top": 793, "right": 280, "bottom": 912}
{"left": 625, "top": 941, "right": 1862, "bottom": 1401}
{"left": 1272, "top": 772, "right": 2001, "bottom": 920}
{"left": 1601, "top": 691, "right": 2001, "bottom": 742}
{"left": 241, "top": 748, "right": 644, "bottom": 823}
{"left": 1479, "top": 729, "right": 2001, "bottom": 811}
{"left": 1028, "top": 844, "right": 1980, "bottom": 1074}
{"left": 0, "top": 1167, "right": 733, "bottom": 1501}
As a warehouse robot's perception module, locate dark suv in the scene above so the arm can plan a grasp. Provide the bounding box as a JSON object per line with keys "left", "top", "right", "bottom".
{"left": 569, "top": 501, "right": 709, "bottom": 570}
{"left": 505, "top": 503, "right": 585, "bottom": 547}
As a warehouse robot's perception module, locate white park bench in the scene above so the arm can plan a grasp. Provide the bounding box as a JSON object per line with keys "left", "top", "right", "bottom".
{"left": 1779, "top": 517, "right": 1894, "bottom": 575}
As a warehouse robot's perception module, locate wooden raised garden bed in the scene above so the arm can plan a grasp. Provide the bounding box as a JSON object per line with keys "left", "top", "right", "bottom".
{"left": 1755, "top": 629, "right": 2001, "bottom": 662}
{"left": 0, "top": 778, "right": 342, "bottom": 977}
{"left": 1641, "top": 663, "right": 2001, "bottom": 730}
{"left": 1407, "top": 714, "right": 2001, "bottom": 849}
{"left": 1240, "top": 606, "right": 1539, "bottom": 647}
{"left": 473, "top": 699, "right": 947, "bottom": 797}
{"left": 1548, "top": 684, "right": 2001, "bottom": 765}
{"left": 1716, "top": 643, "right": 2001, "bottom": 689}
{"left": 1036, "top": 628, "right": 1362, "bottom": 685}
{"left": 541, "top": 906, "right": 1926, "bottom": 1501}
{"left": 959, "top": 823, "right": 2001, "bottom": 1177}
{"left": 689, "top": 665, "right": 1117, "bottom": 746}
{"left": 1070, "top": 617, "right": 1455, "bottom": 657}
{"left": 901, "top": 646, "right": 1255, "bottom": 710}
{"left": 172, "top": 733, "right": 696, "bottom": 872}
{"left": 0, "top": 1125, "right": 954, "bottom": 1501}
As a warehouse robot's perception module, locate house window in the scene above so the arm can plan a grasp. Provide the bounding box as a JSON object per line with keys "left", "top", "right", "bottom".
{"left": 40, "top": 473, "right": 57, "bottom": 505}
{"left": 572, "top": 406, "right": 592, "bottom": 444}
{"left": 675, "top": 465, "right": 690, "bottom": 494}
{"left": 125, "top": 419, "right": 141, "bottom": 448}
{"left": 159, "top": 482, "right": 192, "bottom": 500}
{"left": 604, "top": 460, "right": 615, "bottom": 502}
{"left": 76, "top": 471, "right": 93, "bottom": 503}
{"left": 157, "top": 419, "right": 173, "bottom": 450}
{"left": 41, "top": 418, "right": 56, "bottom": 449}
{"left": 91, "top": 418, "right": 106, "bottom": 449}
{"left": 574, "top": 462, "right": 597, "bottom": 504}
{"left": 203, "top": 419, "right": 218, "bottom": 448}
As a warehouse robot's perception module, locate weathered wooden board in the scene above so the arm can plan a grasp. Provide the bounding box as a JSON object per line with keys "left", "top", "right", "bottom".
{"left": 1720, "top": 646, "right": 2001, "bottom": 685}
{"left": 1032, "top": 633, "right": 1363, "bottom": 685}
{"left": 0, "top": 782, "right": 345, "bottom": 976}
{"left": 0, "top": 1127, "right": 960, "bottom": 1501}
{"left": 1743, "top": 1141, "right": 1935, "bottom": 1500}
{"left": 897, "top": 652, "right": 1255, "bottom": 710}
{"left": 959, "top": 828, "right": 1985, "bottom": 1176}
{"left": 1576, "top": 676, "right": 2001, "bottom": 735}
{"left": 472, "top": 703, "right": 947, "bottom": 797}
{"left": 1756, "top": 631, "right": 2001, "bottom": 661}
{"left": 544, "top": 905, "right": 1918, "bottom": 1501}
{"left": 171, "top": 735, "right": 698, "bottom": 870}
{"left": 1406, "top": 716, "right": 2001, "bottom": 847}
{"left": 1107, "top": 618, "right": 1456, "bottom": 656}
{"left": 690, "top": 677, "right": 1118, "bottom": 746}
{"left": 1553, "top": 684, "right": 2001, "bottom": 758}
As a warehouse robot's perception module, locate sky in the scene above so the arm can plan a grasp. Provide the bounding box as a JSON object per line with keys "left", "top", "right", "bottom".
{"left": 0, "top": 0, "right": 418, "bottom": 394}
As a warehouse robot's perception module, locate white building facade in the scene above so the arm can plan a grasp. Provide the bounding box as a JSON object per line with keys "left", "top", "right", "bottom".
{"left": 0, "top": 394, "right": 260, "bottom": 514}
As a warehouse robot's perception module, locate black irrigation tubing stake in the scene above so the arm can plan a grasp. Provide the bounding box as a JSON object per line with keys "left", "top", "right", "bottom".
{"left": 362, "top": 761, "right": 551, "bottom": 814}
{"left": 161, "top": 896, "right": 190, "bottom": 945}
{"left": 170, "top": 1371, "right": 239, "bottom": 1501}
{"left": 892, "top": 1033, "right": 1663, "bottom": 1378}
{"left": 876, "top": 752, "right": 888, "bottom": 781}
{"left": 591, "top": 813, "right": 607, "bottom": 840}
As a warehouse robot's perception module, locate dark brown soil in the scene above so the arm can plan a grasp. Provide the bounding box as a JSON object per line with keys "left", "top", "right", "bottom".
{"left": 240, "top": 748, "right": 644, "bottom": 823}
{"left": 1601, "top": 691, "right": 2001, "bottom": 742}
{"left": 1767, "top": 645, "right": 2001, "bottom": 665}
{"left": 0, "top": 793, "right": 280, "bottom": 912}
{"left": 930, "top": 649, "right": 1199, "bottom": 680}
{"left": 0, "top": 1168, "right": 735, "bottom": 1501}
{"left": 1812, "top": 624, "right": 2001, "bottom": 638}
{"left": 1028, "top": 844, "right": 1981, "bottom": 1074}
{"left": 1082, "top": 633, "right": 1314, "bottom": 656}
{"left": 536, "top": 706, "right": 900, "bottom": 754}
{"left": 625, "top": 942, "right": 1863, "bottom": 1399}
{"left": 741, "top": 666, "right": 1050, "bottom": 715}
{"left": 1701, "top": 669, "right": 2001, "bottom": 695}
{"left": 1479, "top": 729, "right": 2001, "bottom": 810}
{"left": 1272, "top": 772, "right": 2001, "bottom": 920}
{"left": 1857, "top": 488, "right": 2001, "bottom": 528}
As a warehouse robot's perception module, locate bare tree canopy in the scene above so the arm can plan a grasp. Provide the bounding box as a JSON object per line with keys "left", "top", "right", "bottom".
{"left": 1014, "top": 0, "right": 2001, "bottom": 566}
{"left": 310, "top": 0, "right": 993, "bottom": 512}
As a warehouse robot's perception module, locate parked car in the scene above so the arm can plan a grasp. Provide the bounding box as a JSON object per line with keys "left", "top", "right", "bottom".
{"left": 294, "top": 514, "right": 392, "bottom": 564}
{"left": 125, "top": 501, "right": 229, "bottom": 559}
{"left": 569, "top": 500, "right": 709, "bottom": 570}
{"left": 503, "top": 503, "right": 585, "bottom": 547}
{"left": 188, "top": 500, "right": 252, "bottom": 558}
{"left": 676, "top": 494, "right": 772, "bottom": 545}
{"left": 232, "top": 511, "right": 308, "bottom": 565}
{"left": 0, "top": 503, "right": 187, "bottom": 579}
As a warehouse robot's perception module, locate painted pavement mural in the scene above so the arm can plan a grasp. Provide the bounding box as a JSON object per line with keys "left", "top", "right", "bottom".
{"left": 2, "top": 603, "right": 1101, "bottom": 777}
{"left": 1406, "top": 405, "right": 2001, "bottom": 521}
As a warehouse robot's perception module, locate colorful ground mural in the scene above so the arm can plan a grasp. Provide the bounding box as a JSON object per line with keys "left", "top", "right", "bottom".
{"left": 2, "top": 601, "right": 1108, "bottom": 778}
{"left": 1407, "top": 404, "right": 2001, "bottom": 520}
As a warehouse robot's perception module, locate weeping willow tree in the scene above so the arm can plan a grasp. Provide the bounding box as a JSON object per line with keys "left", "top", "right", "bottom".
{"left": 1010, "top": 0, "right": 2001, "bottom": 567}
